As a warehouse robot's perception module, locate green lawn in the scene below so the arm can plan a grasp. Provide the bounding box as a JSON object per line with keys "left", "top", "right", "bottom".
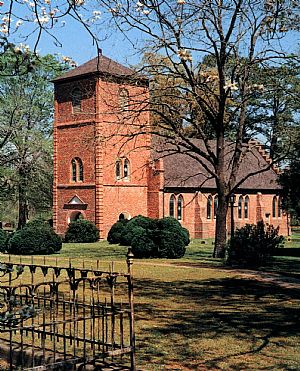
{"left": 0, "top": 239, "right": 300, "bottom": 370}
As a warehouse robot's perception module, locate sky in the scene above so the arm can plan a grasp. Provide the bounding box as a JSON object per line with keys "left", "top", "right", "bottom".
{"left": 1, "top": 1, "right": 142, "bottom": 68}
{"left": 1, "top": 1, "right": 299, "bottom": 70}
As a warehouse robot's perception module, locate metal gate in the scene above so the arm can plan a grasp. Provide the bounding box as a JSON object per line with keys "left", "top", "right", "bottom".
{"left": 0, "top": 248, "right": 135, "bottom": 370}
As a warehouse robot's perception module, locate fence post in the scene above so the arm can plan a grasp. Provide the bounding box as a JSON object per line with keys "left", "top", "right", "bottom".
{"left": 126, "top": 247, "right": 135, "bottom": 371}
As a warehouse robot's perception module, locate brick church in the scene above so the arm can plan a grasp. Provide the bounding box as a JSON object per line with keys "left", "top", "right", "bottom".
{"left": 53, "top": 55, "right": 288, "bottom": 239}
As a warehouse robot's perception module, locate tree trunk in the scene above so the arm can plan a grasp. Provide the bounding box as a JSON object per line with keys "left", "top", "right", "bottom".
{"left": 17, "top": 172, "right": 28, "bottom": 230}
{"left": 213, "top": 194, "right": 229, "bottom": 258}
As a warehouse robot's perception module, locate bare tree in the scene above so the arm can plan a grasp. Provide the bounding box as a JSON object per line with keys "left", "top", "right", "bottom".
{"left": 93, "top": 0, "right": 300, "bottom": 257}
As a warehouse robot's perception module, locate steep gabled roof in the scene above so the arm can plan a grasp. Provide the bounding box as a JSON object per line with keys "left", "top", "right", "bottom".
{"left": 153, "top": 139, "right": 281, "bottom": 191}
{"left": 54, "top": 55, "right": 141, "bottom": 82}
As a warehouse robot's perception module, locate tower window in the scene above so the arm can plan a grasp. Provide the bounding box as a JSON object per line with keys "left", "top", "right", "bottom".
{"left": 119, "top": 88, "right": 129, "bottom": 111}
{"left": 71, "top": 88, "right": 82, "bottom": 113}
{"left": 71, "top": 157, "right": 83, "bottom": 182}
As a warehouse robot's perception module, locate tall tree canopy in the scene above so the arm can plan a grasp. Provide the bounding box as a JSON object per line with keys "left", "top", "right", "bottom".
{"left": 0, "top": 51, "right": 67, "bottom": 228}
{"left": 96, "top": 0, "right": 300, "bottom": 257}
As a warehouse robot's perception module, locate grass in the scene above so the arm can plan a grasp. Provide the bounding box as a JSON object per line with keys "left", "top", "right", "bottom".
{"left": 0, "top": 238, "right": 300, "bottom": 370}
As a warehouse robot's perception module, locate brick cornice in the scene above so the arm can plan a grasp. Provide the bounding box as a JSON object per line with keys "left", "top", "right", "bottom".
{"left": 57, "top": 183, "right": 95, "bottom": 189}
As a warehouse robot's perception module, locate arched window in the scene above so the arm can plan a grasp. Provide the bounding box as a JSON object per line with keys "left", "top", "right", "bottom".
{"left": 71, "top": 157, "right": 83, "bottom": 182}
{"left": 207, "top": 195, "right": 212, "bottom": 219}
{"left": 119, "top": 88, "right": 129, "bottom": 111}
{"left": 272, "top": 196, "right": 277, "bottom": 218}
{"left": 124, "top": 158, "right": 129, "bottom": 179}
{"left": 116, "top": 160, "right": 121, "bottom": 179}
{"left": 214, "top": 196, "right": 218, "bottom": 219}
{"left": 278, "top": 197, "right": 282, "bottom": 217}
{"left": 177, "top": 195, "right": 183, "bottom": 221}
{"left": 71, "top": 88, "right": 82, "bottom": 113}
{"left": 169, "top": 195, "right": 175, "bottom": 218}
{"left": 70, "top": 211, "right": 84, "bottom": 223}
{"left": 244, "top": 196, "right": 249, "bottom": 219}
{"left": 71, "top": 159, "right": 77, "bottom": 182}
{"left": 238, "top": 196, "right": 243, "bottom": 219}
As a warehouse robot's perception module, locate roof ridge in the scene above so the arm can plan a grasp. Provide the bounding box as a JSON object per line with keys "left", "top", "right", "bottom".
{"left": 54, "top": 54, "right": 139, "bottom": 82}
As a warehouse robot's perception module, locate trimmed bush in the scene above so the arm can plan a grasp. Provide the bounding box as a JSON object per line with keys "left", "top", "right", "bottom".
{"left": 131, "top": 227, "right": 157, "bottom": 258}
{"left": 65, "top": 219, "right": 99, "bottom": 243}
{"left": 156, "top": 217, "right": 190, "bottom": 246}
{"left": 7, "top": 220, "right": 62, "bottom": 255}
{"left": 119, "top": 215, "right": 156, "bottom": 246}
{"left": 108, "top": 215, "right": 189, "bottom": 259}
{"left": 107, "top": 219, "right": 129, "bottom": 244}
{"left": 157, "top": 230, "right": 186, "bottom": 258}
{"left": 226, "top": 221, "right": 284, "bottom": 267}
{"left": 0, "top": 229, "right": 8, "bottom": 253}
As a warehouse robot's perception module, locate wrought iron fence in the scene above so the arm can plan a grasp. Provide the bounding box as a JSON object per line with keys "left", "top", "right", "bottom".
{"left": 0, "top": 248, "right": 135, "bottom": 370}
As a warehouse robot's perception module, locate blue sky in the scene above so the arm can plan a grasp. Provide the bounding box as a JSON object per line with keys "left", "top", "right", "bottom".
{"left": 2, "top": 2, "right": 299, "bottom": 69}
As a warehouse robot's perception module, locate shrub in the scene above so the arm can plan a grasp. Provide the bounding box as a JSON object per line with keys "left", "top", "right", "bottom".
{"left": 109, "top": 215, "right": 189, "bottom": 259}
{"left": 157, "top": 217, "right": 190, "bottom": 246}
{"left": 7, "top": 220, "right": 62, "bottom": 255}
{"left": 107, "top": 219, "right": 129, "bottom": 244}
{"left": 226, "top": 221, "right": 284, "bottom": 267}
{"left": 157, "top": 230, "right": 186, "bottom": 258}
{"left": 119, "top": 215, "right": 156, "bottom": 246}
{"left": 0, "top": 229, "right": 8, "bottom": 253}
{"left": 131, "top": 227, "right": 157, "bottom": 258}
{"left": 65, "top": 219, "right": 99, "bottom": 243}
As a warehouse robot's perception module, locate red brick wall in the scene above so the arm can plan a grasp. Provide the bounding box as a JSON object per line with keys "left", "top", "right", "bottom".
{"left": 54, "top": 77, "right": 97, "bottom": 235}
{"left": 53, "top": 73, "right": 288, "bottom": 240}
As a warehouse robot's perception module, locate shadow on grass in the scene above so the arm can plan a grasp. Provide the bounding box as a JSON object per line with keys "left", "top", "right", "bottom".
{"left": 134, "top": 276, "right": 300, "bottom": 369}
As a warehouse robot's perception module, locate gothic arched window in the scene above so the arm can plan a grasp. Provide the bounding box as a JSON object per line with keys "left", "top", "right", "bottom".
{"left": 238, "top": 196, "right": 243, "bottom": 219}
{"left": 207, "top": 195, "right": 212, "bottom": 219}
{"left": 244, "top": 196, "right": 249, "bottom": 219}
{"left": 214, "top": 195, "right": 218, "bottom": 219}
{"left": 272, "top": 196, "right": 277, "bottom": 218}
{"left": 124, "top": 158, "right": 130, "bottom": 179}
{"left": 169, "top": 195, "right": 175, "bottom": 217}
{"left": 71, "top": 157, "right": 83, "bottom": 182}
{"left": 177, "top": 195, "right": 183, "bottom": 221}
{"left": 116, "top": 160, "right": 121, "bottom": 180}
{"left": 278, "top": 197, "right": 282, "bottom": 217}
{"left": 71, "top": 88, "right": 82, "bottom": 113}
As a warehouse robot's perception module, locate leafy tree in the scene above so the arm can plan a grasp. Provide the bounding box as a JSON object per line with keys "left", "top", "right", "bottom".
{"left": 0, "top": 51, "right": 67, "bottom": 228}
{"left": 96, "top": 0, "right": 300, "bottom": 257}
{"left": 280, "top": 130, "right": 300, "bottom": 224}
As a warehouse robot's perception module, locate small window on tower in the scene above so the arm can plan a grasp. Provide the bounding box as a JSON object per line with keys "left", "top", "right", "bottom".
{"left": 71, "top": 157, "right": 83, "bottom": 182}
{"left": 119, "top": 88, "right": 129, "bottom": 111}
{"left": 71, "top": 88, "right": 82, "bottom": 113}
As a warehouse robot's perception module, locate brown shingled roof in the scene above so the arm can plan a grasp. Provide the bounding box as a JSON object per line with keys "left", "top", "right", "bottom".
{"left": 154, "top": 139, "right": 281, "bottom": 191}
{"left": 54, "top": 55, "right": 139, "bottom": 82}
